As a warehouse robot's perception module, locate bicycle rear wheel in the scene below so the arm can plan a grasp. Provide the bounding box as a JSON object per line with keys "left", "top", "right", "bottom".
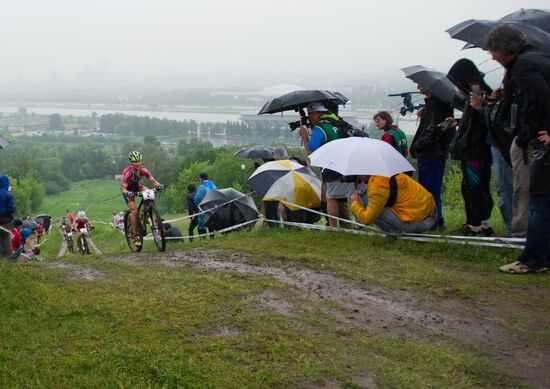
{"left": 124, "top": 210, "right": 143, "bottom": 252}
{"left": 148, "top": 204, "right": 166, "bottom": 252}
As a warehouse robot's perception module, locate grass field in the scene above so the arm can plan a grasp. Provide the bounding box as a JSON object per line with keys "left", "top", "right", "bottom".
{"left": 1, "top": 180, "right": 548, "bottom": 388}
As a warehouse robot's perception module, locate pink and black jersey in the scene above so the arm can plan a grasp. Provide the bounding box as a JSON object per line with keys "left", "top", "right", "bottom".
{"left": 121, "top": 165, "right": 154, "bottom": 191}
{"left": 74, "top": 218, "right": 90, "bottom": 230}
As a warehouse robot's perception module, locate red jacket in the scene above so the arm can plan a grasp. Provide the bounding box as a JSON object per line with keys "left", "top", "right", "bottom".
{"left": 11, "top": 228, "right": 21, "bottom": 251}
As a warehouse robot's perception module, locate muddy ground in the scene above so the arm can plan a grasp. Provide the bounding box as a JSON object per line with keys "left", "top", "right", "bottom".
{"left": 99, "top": 249, "right": 549, "bottom": 388}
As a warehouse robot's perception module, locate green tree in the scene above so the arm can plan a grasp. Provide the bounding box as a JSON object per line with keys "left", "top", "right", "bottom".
{"left": 10, "top": 174, "right": 45, "bottom": 216}
{"left": 49, "top": 113, "right": 64, "bottom": 130}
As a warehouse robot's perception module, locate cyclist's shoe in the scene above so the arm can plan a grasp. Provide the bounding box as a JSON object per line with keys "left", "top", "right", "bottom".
{"left": 133, "top": 236, "right": 142, "bottom": 246}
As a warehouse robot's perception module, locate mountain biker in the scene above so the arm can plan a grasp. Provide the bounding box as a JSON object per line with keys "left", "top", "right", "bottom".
{"left": 120, "top": 151, "right": 162, "bottom": 246}
{"left": 72, "top": 210, "right": 92, "bottom": 254}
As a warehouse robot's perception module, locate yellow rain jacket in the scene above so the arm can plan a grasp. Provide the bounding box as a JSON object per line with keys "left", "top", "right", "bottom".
{"left": 351, "top": 174, "right": 435, "bottom": 225}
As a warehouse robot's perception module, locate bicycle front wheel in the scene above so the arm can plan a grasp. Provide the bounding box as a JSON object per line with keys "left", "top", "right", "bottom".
{"left": 148, "top": 205, "right": 166, "bottom": 252}
{"left": 124, "top": 210, "right": 143, "bottom": 252}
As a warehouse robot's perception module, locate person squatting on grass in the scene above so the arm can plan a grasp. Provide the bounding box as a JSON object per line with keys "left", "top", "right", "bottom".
{"left": 350, "top": 173, "right": 437, "bottom": 234}
{"left": 483, "top": 24, "right": 550, "bottom": 274}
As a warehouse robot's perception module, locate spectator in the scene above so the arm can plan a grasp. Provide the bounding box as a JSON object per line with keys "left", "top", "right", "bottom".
{"left": 22, "top": 215, "right": 39, "bottom": 248}
{"left": 470, "top": 88, "right": 515, "bottom": 237}
{"left": 194, "top": 172, "right": 217, "bottom": 237}
{"left": 20, "top": 227, "right": 32, "bottom": 250}
{"left": 447, "top": 58, "right": 494, "bottom": 236}
{"left": 373, "top": 111, "right": 409, "bottom": 157}
{"left": 11, "top": 219, "right": 23, "bottom": 260}
{"left": 298, "top": 102, "right": 354, "bottom": 228}
{"left": 484, "top": 25, "right": 550, "bottom": 273}
{"left": 162, "top": 222, "right": 183, "bottom": 242}
{"left": 261, "top": 146, "right": 288, "bottom": 228}
{"left": 410, "top": 86, "right": 455, "bottom": 230}
{"left": 0, "top": 175, "right": 15, "bottom": 258}
{"left": 351, "top": 173, "right": 437, "bottom": 234}
{"left": 187, "top": 184, "right": 199, "bottom": 241}
{"left": 113, "top": 211, "right": 124, "bottom": 230}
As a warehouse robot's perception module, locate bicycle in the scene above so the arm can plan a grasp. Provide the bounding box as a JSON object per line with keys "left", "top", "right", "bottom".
{"left": 77, "top": 226, "right": 94, "bottom": 255}
{"left": 66, "top": 230, "right": 75, "bottom": 254}
{"left": 124, "top": 186, "right": 166, "bottom": 252}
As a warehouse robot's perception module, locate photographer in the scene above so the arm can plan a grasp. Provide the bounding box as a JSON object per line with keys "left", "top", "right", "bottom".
{"left": 298, "top": 102, "right": 353, "bottom": 228}
{"left": 446, "top": 58, "right": 494, "bottom": 236}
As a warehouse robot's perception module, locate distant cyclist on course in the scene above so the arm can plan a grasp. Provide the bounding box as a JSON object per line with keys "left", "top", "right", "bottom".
{"left": 72, "top": 210, "right": 93, "bottom": 254}
{"left": 120, "top": 151, "right": 162, "bottom": 246}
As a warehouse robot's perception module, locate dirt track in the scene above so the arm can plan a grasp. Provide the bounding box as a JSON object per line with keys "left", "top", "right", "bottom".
{"left": 105, "top": 248, "right": 550, "bottom": 388}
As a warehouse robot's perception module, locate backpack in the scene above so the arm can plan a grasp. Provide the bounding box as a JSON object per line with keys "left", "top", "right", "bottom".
{"left": 318, "top": 117, "right": 365, "bottom": 139}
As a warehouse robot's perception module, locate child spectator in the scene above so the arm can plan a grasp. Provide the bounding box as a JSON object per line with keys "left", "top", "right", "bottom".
{"left": 11, "top": 219, "right": 23, "bottom": 260}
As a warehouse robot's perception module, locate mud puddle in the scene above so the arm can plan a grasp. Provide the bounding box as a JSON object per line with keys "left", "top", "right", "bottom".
{"left": 107, "top": 249, "right": 550, "bottom": 388}
{"left": 46, "top": 261, "right": 105, "bottom": 282}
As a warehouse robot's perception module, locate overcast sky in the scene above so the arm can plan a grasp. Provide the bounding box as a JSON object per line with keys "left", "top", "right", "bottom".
{"left": 0, "top": 0, "right": 548, "bottom": 89}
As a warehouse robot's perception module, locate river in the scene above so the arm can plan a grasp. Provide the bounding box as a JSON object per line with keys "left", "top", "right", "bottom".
{"left": 0, "top": 105, "right": 241, "bottom": 123}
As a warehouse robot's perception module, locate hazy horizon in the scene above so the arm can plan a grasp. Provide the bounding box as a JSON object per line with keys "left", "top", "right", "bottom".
{"left": 1, "top": 0, "right": 548, "bottom": 96}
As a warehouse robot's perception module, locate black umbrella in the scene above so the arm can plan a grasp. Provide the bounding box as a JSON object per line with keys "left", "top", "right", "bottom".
{"left": 258, "top": 90, "right": 349, "bottom": 115}
{"left": 500, "top": 8, "right": 550, "bottom": 33}
{"left": 233, "top": 146, "right": 274, "bottom": 160}
{"left": 401, "top": 66, "right": 464, "bottom": 108}
{"left": 447, "top": 11, "right": 550, "bottom": 52}
{"left": 199, "top": 188, "right": 259, "bottom": 232}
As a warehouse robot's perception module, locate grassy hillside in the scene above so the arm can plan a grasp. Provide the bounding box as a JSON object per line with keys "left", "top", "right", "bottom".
{"left": 1, "top": 180, "right": 547, "bottom": 388}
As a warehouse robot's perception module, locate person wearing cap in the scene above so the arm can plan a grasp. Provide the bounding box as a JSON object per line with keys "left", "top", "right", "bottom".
{"left": 194, "top": 172, "right": 217, "bottom": 237}
{"left": 298, "top": 102, "right": 354, "bottom": 228}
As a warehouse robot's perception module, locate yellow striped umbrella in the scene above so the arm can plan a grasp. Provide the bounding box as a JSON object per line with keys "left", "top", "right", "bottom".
{"left": 248, "top": 159, "right": 321, "bottom": 211}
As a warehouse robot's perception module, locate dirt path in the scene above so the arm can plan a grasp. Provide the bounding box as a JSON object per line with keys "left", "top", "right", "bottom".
{"left": 107, "top": 249, "right": 550, "bottom": 388}
{"left": 57, "top": 234, "right": 102, "bottom": 257}
{"left": 87, "top": 238, "right": 102, "bottom": 255}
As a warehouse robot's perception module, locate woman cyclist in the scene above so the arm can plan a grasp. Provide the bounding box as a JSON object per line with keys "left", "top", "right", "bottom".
{"left": 120, "top": 151, "right": 162, "bottom": 246}
{"left": 72, "top": 210, "right": 93, "bottom": 254}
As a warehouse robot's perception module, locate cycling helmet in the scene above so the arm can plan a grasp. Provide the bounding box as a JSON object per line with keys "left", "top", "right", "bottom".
{"left": 128, "top": 151, "right": 142, "bottom": 162}
{"left": 77, "top": 210, "right": 86, "bottom": 219}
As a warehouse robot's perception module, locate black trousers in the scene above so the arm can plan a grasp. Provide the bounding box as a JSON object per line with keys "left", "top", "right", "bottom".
{"left": 188, "top": 216, "right": 198, "bottom": 241}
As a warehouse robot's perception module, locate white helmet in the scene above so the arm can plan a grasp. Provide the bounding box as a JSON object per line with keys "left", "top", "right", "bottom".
{"left": 77, "top": 210, "right": 86, "bottom": 219}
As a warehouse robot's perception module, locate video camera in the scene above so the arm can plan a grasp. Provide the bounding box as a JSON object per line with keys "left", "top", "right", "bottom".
{"left": 388, "top": 92, "right": 423, "bottom": 116}
{"left": 288, "top": 107, "right": 309, "bottom": 131}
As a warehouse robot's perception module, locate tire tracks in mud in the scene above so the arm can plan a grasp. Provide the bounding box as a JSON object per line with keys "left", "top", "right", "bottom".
{"left": 106, "top": 248, "right": 550, "bottom": 388}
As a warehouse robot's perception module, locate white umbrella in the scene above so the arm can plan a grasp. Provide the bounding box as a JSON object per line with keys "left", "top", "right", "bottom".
{"left": 309, "top": 137, "right": 415, "bottom": 177}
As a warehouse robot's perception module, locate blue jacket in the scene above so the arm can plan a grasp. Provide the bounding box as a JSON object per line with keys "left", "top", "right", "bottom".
{"left": 20, "top": 227, "right": 31, "bottom": 243}
{"left": 195, "top": 180, "right": 217, "bottom": 206}
{"left": 0, "top": 175, "right": 15, "bottom": 217}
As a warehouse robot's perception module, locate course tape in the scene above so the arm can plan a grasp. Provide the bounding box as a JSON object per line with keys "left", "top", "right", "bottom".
{"left": 143, "top": 218, "right": 260, "bottom": 241}
{"left": 264, "top": 219, "right": 525, "bottom": 250}
{"left": 48, "top": 195, "right": 526, "bottom": 251}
